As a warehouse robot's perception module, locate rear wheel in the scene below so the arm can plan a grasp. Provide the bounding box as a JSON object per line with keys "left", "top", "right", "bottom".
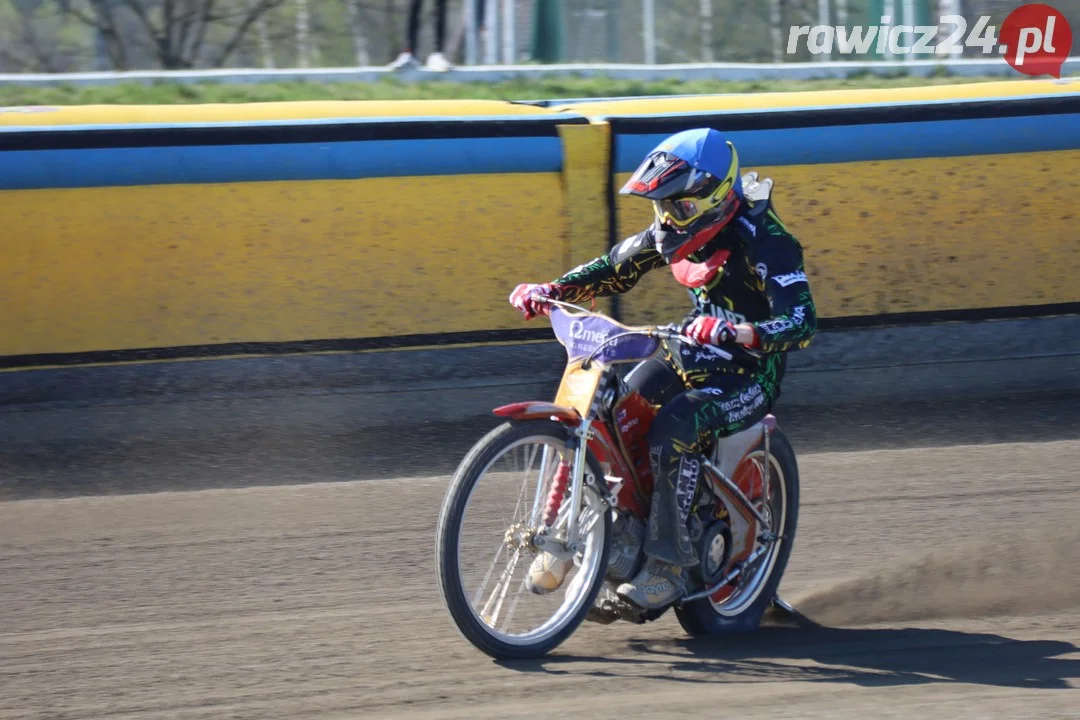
{"left": 436, "top": 420, "right": 612, "bottom": 659}
{"left": 675, "top": 427, "right": 800, "bottom": 636}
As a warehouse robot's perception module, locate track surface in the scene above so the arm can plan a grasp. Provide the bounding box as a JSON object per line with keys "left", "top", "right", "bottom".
{"left": 2, "top": 392, "right": 1080, "bottom": 718}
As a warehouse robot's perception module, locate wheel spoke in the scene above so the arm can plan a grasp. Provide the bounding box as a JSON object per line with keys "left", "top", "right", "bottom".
{"left": 471, "top": 536, "right": 509, "bottom": 608}
{"left": 499, "top": 575, "right": 530, "bottom": 633}
{"left": 450, "top": 431, "right": 609, "bottom": 648}
{"left": 510, "top": 444, "right": 540, "bottom": 524}
{"left": 579, "top": 506, "right": 602, "bottom": 537}
{"left": 529, "top": 446, "right": 553, "bottom": 526}
{"left": 480, "top": 548, "right": 521, "bottom": 627}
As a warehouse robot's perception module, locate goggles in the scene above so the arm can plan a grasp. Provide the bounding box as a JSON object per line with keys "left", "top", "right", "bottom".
{"left": 653, "top": 176, "right": 735, "bottom": 228}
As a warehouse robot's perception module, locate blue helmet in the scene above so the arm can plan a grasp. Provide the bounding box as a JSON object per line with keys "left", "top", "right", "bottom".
{"left": 620, "top": 128, "right": 743, "bottom": 262}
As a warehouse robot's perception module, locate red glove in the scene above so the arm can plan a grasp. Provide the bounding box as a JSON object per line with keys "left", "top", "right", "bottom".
{"left": 684, "top": 316, "right": 737, "bottom": 346}
{"left": 509, "top": 282, "right": 563, "bottom": 320}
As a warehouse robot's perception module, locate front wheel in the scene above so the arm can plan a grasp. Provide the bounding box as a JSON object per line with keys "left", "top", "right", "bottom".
{"left": 675, "top": 426, "right": 800, "bottom": 636}
{"left": 436, "top": 420, "right": 612, "bottom": 659}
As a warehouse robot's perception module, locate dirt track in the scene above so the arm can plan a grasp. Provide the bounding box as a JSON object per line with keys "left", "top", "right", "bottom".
{"left": 2, "top": 396, "right": 1080, "bottom": 718}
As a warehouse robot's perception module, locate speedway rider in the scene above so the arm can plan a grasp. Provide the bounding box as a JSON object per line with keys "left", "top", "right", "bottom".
{"left": 509, "top": 127, "right": 818, "bottom": 612}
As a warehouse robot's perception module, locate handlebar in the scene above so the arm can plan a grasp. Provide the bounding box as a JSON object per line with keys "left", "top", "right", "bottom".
{"left": 534, "top": 296, "right": 748, "bottom": 368}
{"left": 538, "top": 296, "right": 687, "bottom": 339}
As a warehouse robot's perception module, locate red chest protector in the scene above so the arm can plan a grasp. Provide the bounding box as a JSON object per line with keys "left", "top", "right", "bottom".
{"left": 670, "top": 249, "right": 731, "bottom": 288}
{"left": 665, "top": 216, "right": 734, "bottom": 289}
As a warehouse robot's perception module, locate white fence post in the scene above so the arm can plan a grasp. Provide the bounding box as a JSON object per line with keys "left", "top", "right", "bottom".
{"left": 643, "top": 0, "right": 656, "bottom": 64}
{"left": 902, "top": 0, "right": 915, "bottom": 63}
{"left": 816, "top": 0, "right": 831, "bottom": 62}
{"left": 700, "top": 0, "right": 714, "bottom": 63}
{"left": 883, "top": 0, "right": 896, "bottom": 62}
{"left": 770, "top": 0, "right": 783, "bottom": 63}
{"left": 502, "top": 0, "right": 516, "bottom": 64}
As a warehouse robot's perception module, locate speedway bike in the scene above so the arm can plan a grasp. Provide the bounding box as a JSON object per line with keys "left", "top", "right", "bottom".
{"left": 435, "top": 298, "right": 800, "bottom": 659}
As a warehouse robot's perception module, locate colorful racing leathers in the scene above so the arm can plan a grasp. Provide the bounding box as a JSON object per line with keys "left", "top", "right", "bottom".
{"left": 551, "top": 183, "right": 817, "bottom": 568}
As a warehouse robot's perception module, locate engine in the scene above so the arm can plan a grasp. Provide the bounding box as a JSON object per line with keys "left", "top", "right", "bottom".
{"left": 604, "top": 510, "right": 646, "bottom": 583}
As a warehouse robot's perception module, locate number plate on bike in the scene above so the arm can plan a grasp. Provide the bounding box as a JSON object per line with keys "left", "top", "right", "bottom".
{"left": 555, "top": 363, "right": 602, "bottom": 416}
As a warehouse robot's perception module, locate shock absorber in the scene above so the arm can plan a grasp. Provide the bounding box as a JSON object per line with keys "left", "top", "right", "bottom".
{"left": 542, "top": 461, "right": 572, "bottom": 527}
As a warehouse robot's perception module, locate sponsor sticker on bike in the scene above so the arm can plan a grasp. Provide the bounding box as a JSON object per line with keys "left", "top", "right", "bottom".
{"left": 550, "top": 309, "right": 660, "bottom": 363}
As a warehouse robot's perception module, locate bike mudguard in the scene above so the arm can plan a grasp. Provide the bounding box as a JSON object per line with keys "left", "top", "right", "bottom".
{"left": 492, "top": 402, "right": 583, "bottom": 426}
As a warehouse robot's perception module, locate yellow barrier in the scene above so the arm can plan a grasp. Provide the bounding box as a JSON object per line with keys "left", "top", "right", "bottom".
{"left": 613, "top": 149, "right": 1080, "bottom": 325}
{"left": 2, "top": 174, "right": 568, "bottom": 356}
{"left": 0, "top": 107, "right": 600, "bottom": 362}
{"left": 565, "top": 78, "right": 1080, "bottom": 326}
{"left": 1, "top": 80, "right": 1078, "bottom": 368}
{"left": 0, "top": 99, "right": 559, "bottom": 127}
{"left": 556, "top": 120, "right": 614, "bottom": 316}
{"left": 553, "top": 78, "right": 1078, "bottom": 115}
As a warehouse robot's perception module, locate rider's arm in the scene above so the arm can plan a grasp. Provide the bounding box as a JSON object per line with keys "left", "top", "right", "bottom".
{"left": 551, "top": 228, "right": 665, "bottom": 304}
{"left": 743, "top": 229, "right": 818, "bottom": 353}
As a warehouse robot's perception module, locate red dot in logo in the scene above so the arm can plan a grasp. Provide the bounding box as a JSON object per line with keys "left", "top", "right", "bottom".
{"left": 1000, "top": 3, "right": 1072, "bottom": 78}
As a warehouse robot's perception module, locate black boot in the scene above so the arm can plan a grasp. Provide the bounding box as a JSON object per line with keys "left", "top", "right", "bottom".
{"left": 616, "top": 454, "right": 701, "bottom": 609}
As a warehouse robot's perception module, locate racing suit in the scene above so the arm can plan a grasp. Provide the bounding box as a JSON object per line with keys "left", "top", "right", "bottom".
{"left": 551, "top": 183, "right": 817, "bottom": 569}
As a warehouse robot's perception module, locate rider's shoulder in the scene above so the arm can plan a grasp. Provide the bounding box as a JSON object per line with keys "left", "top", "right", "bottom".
{"left": 736, "top": 172, "right": 798, "bottom": 244}
{"left": 740, "top": 171, "right": 775, "bottom": 221}
{"left": 731, "top": 172, "right": 775, "bottom": 239}
{"left": 738, "top": 171, "right": 773, "bottom": 208}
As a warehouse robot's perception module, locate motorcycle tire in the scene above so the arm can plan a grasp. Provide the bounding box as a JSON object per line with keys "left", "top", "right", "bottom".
{"left": 436, "top": 419, "right": 612, "bottom": 659}
{"left": 674, "top": 426, "right": 800, "bottom": 637}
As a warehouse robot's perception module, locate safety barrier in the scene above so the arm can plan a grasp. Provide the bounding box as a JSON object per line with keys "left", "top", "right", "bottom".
{"left": 559, "top": 80, "right": 1080, "bottom": 327}
{"left": 0, "top": 101, "right": 608, "bottom": 366}
{"left": 1, "top": 80, "right": 1078, "bottom": 370}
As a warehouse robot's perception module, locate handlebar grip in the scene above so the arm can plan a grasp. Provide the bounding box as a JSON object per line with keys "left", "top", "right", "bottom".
{"left": 659, "top": 330, "right": 760, "bottom": 369}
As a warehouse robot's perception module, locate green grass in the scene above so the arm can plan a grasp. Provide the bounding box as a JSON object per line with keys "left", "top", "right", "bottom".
{"left": 0, "top": 73, "right": 1042, "bottom": 106}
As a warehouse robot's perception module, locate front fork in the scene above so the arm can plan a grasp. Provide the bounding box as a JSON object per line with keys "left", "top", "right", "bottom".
{"left": 567, "top": 417, "right": 602, "bottom": 547}
{"left": 534, "top": 417, "right": 601, "bottom": 558}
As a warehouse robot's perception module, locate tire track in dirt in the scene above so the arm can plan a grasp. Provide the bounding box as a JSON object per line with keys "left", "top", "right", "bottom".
{"left": 1, "top": 437, "right": 1079, "bottom": 719}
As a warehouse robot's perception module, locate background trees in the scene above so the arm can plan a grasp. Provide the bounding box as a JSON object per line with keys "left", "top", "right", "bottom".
{"left": 0, "top": 0, "right": 1074, "bottom": 72}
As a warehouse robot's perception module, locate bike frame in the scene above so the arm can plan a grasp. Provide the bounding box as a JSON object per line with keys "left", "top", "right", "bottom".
{"left": 494, "top": 299, "right": 775, "bottom": 576}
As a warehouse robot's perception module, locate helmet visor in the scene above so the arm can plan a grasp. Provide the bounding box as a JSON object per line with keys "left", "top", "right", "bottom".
{"left": 621, "top": 152, "right": 689, "bottom": 198}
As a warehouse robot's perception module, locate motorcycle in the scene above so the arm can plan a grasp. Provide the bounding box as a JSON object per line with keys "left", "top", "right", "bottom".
{"left": 436, "top": 298, "right": 800, "bottom": 659}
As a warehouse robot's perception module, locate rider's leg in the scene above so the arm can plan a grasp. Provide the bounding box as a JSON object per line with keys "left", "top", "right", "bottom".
{"left": 622, "top": 355, "right": 686, "bottom": 406}
{"left": 617, "top": 374, "right": 773, "bottom": 610}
